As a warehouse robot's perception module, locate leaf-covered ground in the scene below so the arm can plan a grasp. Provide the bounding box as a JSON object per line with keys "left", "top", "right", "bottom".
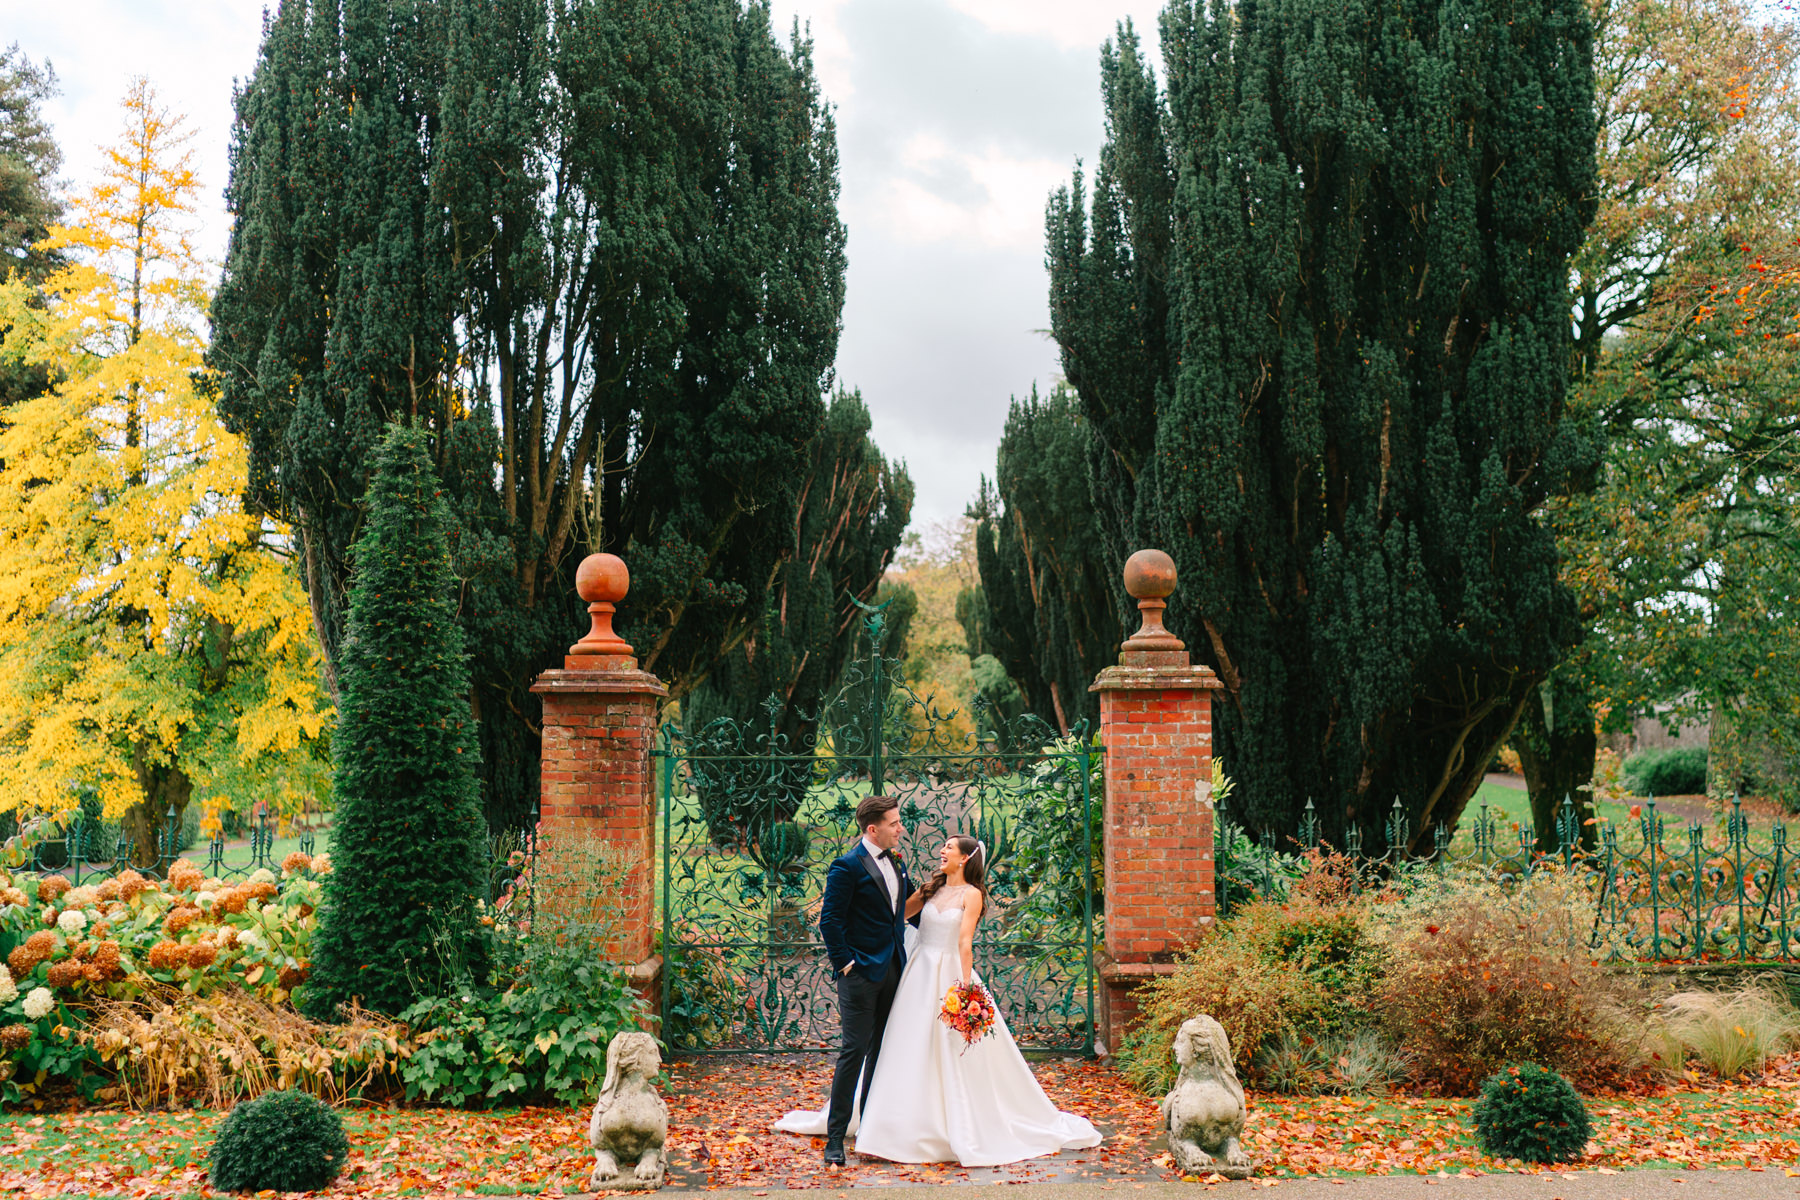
{"left": 1, "top": 1055, "right": 1797, "bottom": 1197}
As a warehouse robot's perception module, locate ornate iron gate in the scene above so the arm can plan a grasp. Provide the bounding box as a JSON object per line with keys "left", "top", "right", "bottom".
{"left": 657, "top": 613, "right": 1099, "bottom": 1054}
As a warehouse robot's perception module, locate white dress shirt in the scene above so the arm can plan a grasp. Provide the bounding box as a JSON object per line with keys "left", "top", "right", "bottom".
{"left": 862, "top": 835, "right": 899, "bottom": 909}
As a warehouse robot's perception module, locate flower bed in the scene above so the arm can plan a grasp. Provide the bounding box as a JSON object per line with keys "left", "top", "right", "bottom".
{"left": 0, "top": 854, "right": 332, "bottom": 1103}
{"left": 0, "top": 832, "right": 651, "bottom": 1111}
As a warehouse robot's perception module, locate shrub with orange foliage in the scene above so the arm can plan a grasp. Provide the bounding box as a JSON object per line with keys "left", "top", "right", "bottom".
{"left": 1374, "top": 872, "right": 1645, "bottom": 1095}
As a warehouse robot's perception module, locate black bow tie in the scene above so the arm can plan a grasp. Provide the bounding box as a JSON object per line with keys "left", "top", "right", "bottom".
{"left": 875, "top": 849, "right": 894, "bottom": 862}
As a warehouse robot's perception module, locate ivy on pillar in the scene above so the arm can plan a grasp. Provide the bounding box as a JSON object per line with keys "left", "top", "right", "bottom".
{"left": 1091, "top": 549, "right": 1222, "bottom": 1055}
{"left": 530, "top": 552, "right": 667, "bottom": 1022}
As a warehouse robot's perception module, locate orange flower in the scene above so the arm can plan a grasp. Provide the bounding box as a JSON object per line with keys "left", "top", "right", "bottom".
{"left": 147, "top": 941, "right": 185, "bottom": 970}
{"left": 91, "top": 942, "right": 122, "bottom": 979}
{"left": 36, "top": 877, "right": 70, "bottom": 904}
{"left": 45, "top": 961, "right": 83, "bottom": 988}
{"left": 6, "top": 945, "right": 41, "bottom": 978}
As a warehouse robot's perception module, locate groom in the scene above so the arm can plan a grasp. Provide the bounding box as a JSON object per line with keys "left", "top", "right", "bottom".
{"left": 817, "top": 793, "right": 912, "bottom": 1166}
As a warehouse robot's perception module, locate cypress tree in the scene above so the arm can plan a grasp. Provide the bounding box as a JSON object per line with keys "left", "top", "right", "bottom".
{"left": 966, "top": 384, "right": 1122, "bottom": 736}
{"left": 213, "top": 0, "right": 847, "bottom": 829}
{"left": 685, "top": 389, "right": 913, "bottom": 838}
{"left": 305, "top": 426, "right": 488, "bottom": 1019}
{"left": 690, "top": 390, "right": 913, "bottom": 736}
{"left": 1048, "top": 0, "right": 1598, "bottom": 850}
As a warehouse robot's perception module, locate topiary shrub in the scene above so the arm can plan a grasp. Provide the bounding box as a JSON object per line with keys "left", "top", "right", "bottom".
{"left": 1471, "top": 1063, "right": 1592, "bottom": 1163}
{"left": 1622, "top": 746, "right": 1707, "bottom": 797}
{"left": 208, "top": 1089, "right": 350, "bottom": 1192}
{"left": 303, "top": 427, "right": 489, "bottom": 1019}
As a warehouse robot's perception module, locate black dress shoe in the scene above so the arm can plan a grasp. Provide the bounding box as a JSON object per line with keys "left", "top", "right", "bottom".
{"left": 823, "top": 1138, "right": 846, "bottom": 1166}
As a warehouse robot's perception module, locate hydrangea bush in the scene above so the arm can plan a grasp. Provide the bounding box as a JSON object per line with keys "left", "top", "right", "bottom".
{"left": 0, "top": 854, "right": 330, "bottom": 1102}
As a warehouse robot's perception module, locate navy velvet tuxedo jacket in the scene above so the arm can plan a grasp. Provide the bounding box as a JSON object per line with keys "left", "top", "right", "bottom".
{"left": 819, "top": 840, "right": 916, "bottom": 984}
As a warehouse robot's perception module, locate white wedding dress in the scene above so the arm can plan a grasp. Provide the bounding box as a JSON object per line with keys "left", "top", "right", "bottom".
{"left": 775, "top": 885, "right": 1101, "bottom": 1166}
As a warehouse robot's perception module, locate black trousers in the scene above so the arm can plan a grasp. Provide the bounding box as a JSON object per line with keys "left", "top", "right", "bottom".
{"left": 825, "top": 965, "right": 900, "bottom": 1142}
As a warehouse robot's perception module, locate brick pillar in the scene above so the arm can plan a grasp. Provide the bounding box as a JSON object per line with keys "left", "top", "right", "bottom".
{"left": 1090, "top": 549, "right": 1222, "bottom": 1056}
{"left": 528, "top": 552, "right": 667, "bottom": 1023}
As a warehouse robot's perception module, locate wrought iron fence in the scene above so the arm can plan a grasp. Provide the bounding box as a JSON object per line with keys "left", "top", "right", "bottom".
{"left": 657, "top": 610, "right": 1099, "bottom": 1055}
{"left": 1218, "top": 794, "right": 1798, "bottom": 963}
{"left": 8, "top": 805, "right": 317, "bottom": 885}
{"left": 11, "top": 803, "right": 535, "bottom": 918}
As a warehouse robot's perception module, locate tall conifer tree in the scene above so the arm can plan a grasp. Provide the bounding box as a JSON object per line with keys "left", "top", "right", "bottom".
{"left": 967, "top": 385, "right": 1122, "bottom": 736}
{"left": 689, "top": 389, "right": 914, "bottom": 740}
{"left": 1048, "top": 1, "right": 1598, "bottom": 850}
{"left": 0, "top": 44, "right": 65, "bottom": 411}
{"left": 213, "top": 0, "right": 848, "bottom": 828}
{"left": 305, "top": 427, "right": 488, "bottom": 1019}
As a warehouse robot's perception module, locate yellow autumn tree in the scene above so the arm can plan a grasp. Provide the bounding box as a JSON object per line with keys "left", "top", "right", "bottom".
{"left": 0, "top": 79, "right": 330, "bottom": 867}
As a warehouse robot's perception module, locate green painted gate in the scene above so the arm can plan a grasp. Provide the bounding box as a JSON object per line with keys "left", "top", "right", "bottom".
{"left": 657, "top": 612, "right": 1100, "bottom": 1054}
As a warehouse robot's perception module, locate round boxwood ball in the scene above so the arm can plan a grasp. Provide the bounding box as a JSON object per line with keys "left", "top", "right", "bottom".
{"left": 209, "top": 1089, "right": 350, "bottom": 1193}
{"left": 1472, "top": 1063, "right": 1593, "bottom": 1164}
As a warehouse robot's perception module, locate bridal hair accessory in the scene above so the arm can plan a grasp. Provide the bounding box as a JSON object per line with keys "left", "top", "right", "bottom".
{"left": 973, "top": 840, "right": 987, "bottom": 868}
{"left": 939, "top": 981, "right": 996, "bottom": 1053}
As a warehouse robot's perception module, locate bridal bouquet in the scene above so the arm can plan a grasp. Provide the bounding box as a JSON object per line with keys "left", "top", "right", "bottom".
{"left": 939, "top": 981, "right": 996, "bottom": 1051}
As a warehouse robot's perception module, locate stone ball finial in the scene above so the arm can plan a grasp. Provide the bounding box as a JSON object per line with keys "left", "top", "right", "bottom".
{"left": 570, "top": 552, "right": 634, "bottom": 659}
{"left": 577, "top": 552, "right": 630, "bottom": 606}
{"left": 1123, "top": 548, "right": 1177, "bottom": 601}
{"left": 1119, "top": 547, "right": 1185, "bottom": 654}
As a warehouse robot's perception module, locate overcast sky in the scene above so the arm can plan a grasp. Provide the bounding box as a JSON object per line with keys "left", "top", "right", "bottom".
{"left": 12, "top": 0, "right": 1167, "bottom": 530}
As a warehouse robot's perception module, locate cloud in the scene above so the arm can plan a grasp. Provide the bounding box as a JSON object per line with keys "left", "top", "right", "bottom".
{"left": 945, "top": 0, "right": 1165, "bottom": 51}
{"left": 12, "top": 1, "right": 265, "bottom": 265}
{"left": 783, "top": 0, "right": 1167, "bottom": 523}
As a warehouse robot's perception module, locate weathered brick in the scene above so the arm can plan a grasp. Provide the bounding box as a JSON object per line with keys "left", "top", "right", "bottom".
{"left": 530, "top": 666, "right": 668, "bottom": 972}
{"left": 1091, "top": 646, "right": 1220, "bottom": 1047}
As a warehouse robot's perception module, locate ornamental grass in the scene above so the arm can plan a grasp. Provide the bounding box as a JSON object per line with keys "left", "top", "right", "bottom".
{"left": 1652, "top": 979, "right": 1800, "bottom": 1079}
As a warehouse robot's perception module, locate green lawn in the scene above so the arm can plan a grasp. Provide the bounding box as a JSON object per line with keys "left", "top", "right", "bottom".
{"left": 175, "top": 827, "right": 331, "bottom": 875}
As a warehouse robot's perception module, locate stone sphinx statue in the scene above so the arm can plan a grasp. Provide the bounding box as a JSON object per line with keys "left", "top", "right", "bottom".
{"left": 1161, "top": 1015, "right": 1254, "bottom": 1179}
{"left": 589, "top": 1031, "right": 668, "bottom": 1189}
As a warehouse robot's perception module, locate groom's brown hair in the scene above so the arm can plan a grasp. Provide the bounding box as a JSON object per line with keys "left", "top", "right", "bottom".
{"left": 855, "top": 793, "right": 898, "bottom": 831}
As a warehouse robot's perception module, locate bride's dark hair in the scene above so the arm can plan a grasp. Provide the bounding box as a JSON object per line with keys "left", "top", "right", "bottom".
{"left": 918, "top": 835, "right": 988, "bottom": 916}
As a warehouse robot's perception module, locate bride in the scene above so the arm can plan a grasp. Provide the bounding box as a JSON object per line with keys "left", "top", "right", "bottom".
{"left": 776, "top": 835, "right": 1101, "bottom": 1167}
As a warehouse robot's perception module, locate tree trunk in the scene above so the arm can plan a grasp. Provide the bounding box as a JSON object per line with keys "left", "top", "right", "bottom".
{"left": 123, "top": 751, "right": 194, "bottom": 875}
{"left": 1514, "top": 673, "right": 1598, "bottom": 856}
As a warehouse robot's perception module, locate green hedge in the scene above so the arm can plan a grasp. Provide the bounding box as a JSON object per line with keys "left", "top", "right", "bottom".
{"left": 1623, "top": 746, "right": 1708, "bottom": 797}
